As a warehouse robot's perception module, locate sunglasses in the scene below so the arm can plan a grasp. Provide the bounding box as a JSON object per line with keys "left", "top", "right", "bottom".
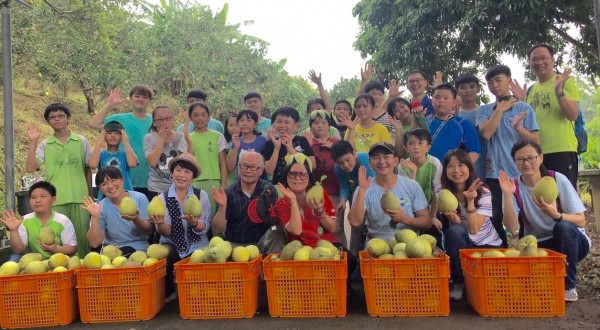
{"left": 287, "top": 170, "right": 309, "bottom": 180}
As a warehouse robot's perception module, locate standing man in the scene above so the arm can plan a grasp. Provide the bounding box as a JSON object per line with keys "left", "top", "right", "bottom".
{"left": 512, "top": 44, "right": 580, "bottom": 188}
{"left": 88, "top": 85, "right": 153, "bottom": 197}
{"left": 243, "top": 92, "right": 271, "bottom": 134}
{"left": 26, "top": 103, "right": 92, "bottom": 257}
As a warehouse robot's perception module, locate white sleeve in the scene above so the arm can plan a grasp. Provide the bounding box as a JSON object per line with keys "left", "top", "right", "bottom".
{"left": 18, "top": 224, "right": 28, "bottom": 247}
{"left": 56, "top": 214, "right": 78, "bottom": 247}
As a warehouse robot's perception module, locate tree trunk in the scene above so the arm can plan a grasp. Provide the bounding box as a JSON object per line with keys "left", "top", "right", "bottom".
{"left": 79, "top": 80, "right": 95, "bottom": 114}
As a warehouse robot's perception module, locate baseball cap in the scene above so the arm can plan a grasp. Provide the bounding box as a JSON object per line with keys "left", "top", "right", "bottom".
{"left": 368, "top": 142, "right": 396, "bottom": 157}
{"left": 104, "top": 121, "right": 123, "bottom": 133}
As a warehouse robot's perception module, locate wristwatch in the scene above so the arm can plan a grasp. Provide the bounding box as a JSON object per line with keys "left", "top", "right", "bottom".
{"left": 556, "top": 90, "right": 565, "bottom": 98}
{"left": 553, "top": 213, "right": 563, "bottom": 222}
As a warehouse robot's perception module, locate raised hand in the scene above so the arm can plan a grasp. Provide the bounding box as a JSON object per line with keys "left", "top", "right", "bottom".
{"left": 496, "top": 97, "right": 518, "bottom": 113}
{"left": 498, "top": 170, "right": 515, "bottom": 195}
{"left": 358, "top": 166, "right": 371, "bottom": 191}
{"left": 27, "top": 125, "right": 42, "bottom": 142}
{"left": 509, "top": 79, "right": 527, "bottom": 100}
{"left": 308, "top": 70, "right": 323, "bottom": 86}
{"left": 400, "top": 159, "right": 417, "bottom": 178}
{"left": 1, "top": 209, "right": 23, "bottom": 231}
{"left": 335, "top": 200, "right": 347, "bottom": 217}
{"left": 388, "top": 79, "right": 401, "bottom": 99}
{"left": 429, "top": 71, "right": 443, "bottom": 89}
{"left": 81, "top": 196, "right": 101, "bottom": 218}
{"left": 212, "top": 186, "right": 227, "bottom": 208}
{"left": 280, "top": 134, "right": 294, "bottom": 153}
{"left": 267, "top": 129, "right": 281, "bottom": 148}
{"left": 360, "top": 63, "right": 375, "bottom": 82}
{"left": 277, "top": 183, "right": 296, "bottom": 201}
{"left": 554, "top": 68, "right": 572, "bottom": 93}
{"left": 107, "top": 88, "right": 125, "bottom": 106}
{"left": 463, "top": 178, "right": 483, "bottom": 202}
{"left": 511, "top": 112, "right": 527, "bottom": 129}
{"left": 231, "top": 134, "right": 241, "bottom": 149}
{"left": 120, "top": 129, "right": 130, "bottom": 144}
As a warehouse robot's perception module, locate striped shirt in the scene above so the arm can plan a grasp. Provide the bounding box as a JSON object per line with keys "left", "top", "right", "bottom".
{"left": 457, "top": 187, "right": 501, "bottom": 246}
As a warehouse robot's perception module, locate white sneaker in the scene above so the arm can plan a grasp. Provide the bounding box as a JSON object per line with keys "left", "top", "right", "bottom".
{"left": 165, "top": 291, "right": 178, "bottom": 303}
{"left": 449, "top": 283, "right": 465, "bottom": 301}
{"left": 565, "top": 288, "right": 578, "bottom": 302}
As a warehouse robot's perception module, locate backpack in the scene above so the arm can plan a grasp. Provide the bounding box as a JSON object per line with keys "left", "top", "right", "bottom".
{"left": 512, "top": 170, "right": 562, "bottom": 238}
{"left": 527, "top": 84, "right": 588, "bottom": 154}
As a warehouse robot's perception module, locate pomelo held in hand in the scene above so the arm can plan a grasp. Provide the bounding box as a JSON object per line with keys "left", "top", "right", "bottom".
{"left": 437, "top": 189, "right": 458, "bottom": 212}
{"left": 119, "top": 196, "right": 138, "bottom": 216}
{"left": 532, "top": 176, "right": 559, "bottom": 203}
{"left": 147, "top": 196, "right": 166, "bottom": 217}
{"left": 182, "top": 195, "right": 202, "bottom": 217}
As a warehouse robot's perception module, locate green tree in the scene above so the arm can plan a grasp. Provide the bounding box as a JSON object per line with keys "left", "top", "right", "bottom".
{"left": 353, "top": 0, "right": 599, "bottom": 81}
{"left": 329, "top": 76, "right": 360, "bottom": 103}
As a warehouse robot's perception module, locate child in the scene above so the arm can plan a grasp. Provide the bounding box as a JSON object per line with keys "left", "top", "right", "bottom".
{"left": 455, "top": 74, "right": 486, "bottom": 180}
{"left": 223, "top": 112, "right": 240, "bottom": 186}
{"left": 89, "top": 121, "right": 138, "bottom": 200}
{"left": 332, "top": 100, "right": 353, "bottom": 138}
{"left": 188, "top": 102, "right": 228, "bottom": 214}
{"left": 477, "top": 65, "right": 539, "bottom": 247}
{"left": 177, "top": 89, "right": 224, "bottom": 134}
{"left": 301, "top": 98, "right": 341, "bottom": 139}
{"left": 26, "top": 103, "right": 92, "bottom": 258}
{"left": 227, "top": 110, "right": 268, "bottom": 180}
{"left": 437, "top": 149, "right": 501, "bottom": 301}
{"left": 262, "top": 106, "right": 315, "bottom": 185}
{"left": 1, "top": 181, "right": 77, "bottom": 259}
{"left": 387, "top": 97, "right": 427, "bottom": 156}
{"left": 342, "top": 94, "right": 392, "bottom": 152}
{"left": 243, "top": 92, "right": 271, "bottom": 134}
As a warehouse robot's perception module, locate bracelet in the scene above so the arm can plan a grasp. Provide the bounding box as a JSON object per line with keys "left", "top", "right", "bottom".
{"left": 466, "top": 208, "right": 477, "bottom": 214}
{"left": 313, "top": 209, "right": 324, "bottom": 217}
{"left": 188, "top": 222, "right": 198, "bottom": 228}
{"left": 553, "top": 213, "right": 563, "bottom": 222}
{"left": 556, "top": 90, "right": 565, "bottom": 98}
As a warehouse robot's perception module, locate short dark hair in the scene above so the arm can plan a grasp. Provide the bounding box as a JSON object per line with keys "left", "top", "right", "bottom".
{"left": 243, "top": 92, "right": 262, "bottom": 102}
{"left": 44, "top": 103, "right": 71, "bottom": 121}
{"left": 387, "top": 97, "right": 411, "bottom": 117}
{"left": 306, "top": 98, "right": 326, "bottom": 113}
{"left": 28, "top": 181, "right": 56, "bottom": 198}
{"left": 364, "top": 80, "right": 385, "bottom": 94}
{"left": 333, "top": 100, "right": 353, "bottom": 114}
{"left": 354, "top": 93, "right": 375, "bottom": 108}
{"left": 454, "top": 74, "right": 480, "bottom": 89}
{"left": 330, "top": 140, "right": 354, "bottom": 162}
{"left": 432, "top": 84, "right": 457, "bottom": 99}
{"left": 95, "top": 166, "right": 123, "bottom": 187}
{"left": 236, "top": 109, "right": 260, "bottom": 136}
{"left": 271, "top": 106, "right": 300, "bottom": 123}
{"left": 280, "top": 162, "right": 316, "bottom": 191}
{"left": 485, "top": 65, "right": 512, "bottom": 81}
{"left": 403, "top": 128, "right": 432, "bottom": 145}
{"left": 406, "top": 69, "right": 427, "bottom": 81}
{"left": 188, "top": 102, "right": 210, "bottom": 118}
{"left": 527, "top": 43, "right": 555, "bottom": 59}
{"left": 129, "top": 84, "right": 154, "bottom": 100}
{"left": 308, "top": 110, "right": 332, "bottom": 127}
{"left": 186, "top": 89, "right": 208, "bottom": 101}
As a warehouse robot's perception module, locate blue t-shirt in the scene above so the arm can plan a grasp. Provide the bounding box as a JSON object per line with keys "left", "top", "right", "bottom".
{"left": 421, "top": 95, "right": 435, "bottom": 117}
{"left": 97, "top": 150, "right": 134, "bottom": 200}
{"left": 459, "top": 108, "right": 486, "bottom": 180}
{"left": 98, "top": 191, "right": 150, "bottom": 251}
{"left": 334, "top": 152, "right": 374, "bottom": 201}
{"left": 177, "top": 118, "right": 224, "bottom": 134}
{"left": 256, "top": 117, "right": 271, "bottom": 135}
{"left": 427, "top": 115, "right": 481, "bottom": 161}
{"left": 477, "top": 101, "right": 539, "bottom": 179}
{"left": 353, "top": 175, "right": 429, "bottom": 241}
{"left": 104, "top": 113, "right": 153, "bottom": 189}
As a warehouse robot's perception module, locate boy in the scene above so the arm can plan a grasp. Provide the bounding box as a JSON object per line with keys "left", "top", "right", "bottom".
{"left": 26, "top": 103, "right": 91, "bottom": 257}
{"left": 331, "top": 140, "right": 375, "bottom": 256}
{"left": 348, "top": 142, "right": 430, "bottom": 241}
{"left": 88, "top": 121, "right": 138, "bottom": 200}
{"left": 262, "top": 106, "right": 315, "bottom": 185}
{"left": 1, "top": 181, "right": 77, "bottom": 259}
{"left": 455, "top": 74, "right": 486, "bottom": 180}
{"left": 244, "top": 92, "right": 271, "bottom": 134}
{"left": 176, "top": 89, "right": 225, "bottom": 134}
{"left": 477, "top": 64, "right": 539, "bottom": 247}
{"left": 427, "top": 84, "right": 480, "bottom": 163}
{"left": 88, "top": 85, "right": 154, "bottom": 197}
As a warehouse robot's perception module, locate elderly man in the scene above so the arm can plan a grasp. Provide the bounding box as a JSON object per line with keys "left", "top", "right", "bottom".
{"left": 212, "top": 151, "right": 278, "bottom": 245}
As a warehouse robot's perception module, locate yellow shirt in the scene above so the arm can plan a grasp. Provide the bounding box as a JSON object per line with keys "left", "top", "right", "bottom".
{"left": 345, "top": 123, "right": 392, "bottom": 152}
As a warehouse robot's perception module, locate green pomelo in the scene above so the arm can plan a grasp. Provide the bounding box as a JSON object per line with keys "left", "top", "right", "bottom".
{"left": 67, "top": 256, "right": 80, "bottom": 270}
{"left": 102, "top": 245, "right": 122, "bottom": 261}
{"left": 19, "top": 253, "right": 43, "bottom": 270}
{"left": 245, "top": 245, "right": 260, "bottom": 260}
{"left": 366, "top": 238, "right": 389, "bottom": 258}
{"left": 83, "top": 252, "right": 103, "bottom": 269}
{"left": 419, "top": 234, "right": 437, "bottom": 249}
{"left": 112, "top": 256, "right": 127, "bottom": 267}
{"left": 52, "top": 266, "right": 68, "bottom": 272}
{"left": 48, "top": 253, "right": 69, "bottom": 269}
{"left": 532, "top": 176, "right": 559, "bottom": 203}
{"left": 129, "top": 251, "right": 148, "bottom": 263}
{"left": 438, "top": 189, "right": 459, "bottom": 212}
{"left": 280, "top": 240, "right": 303, "bottom": 261}
{"left": 231, "top": 246, "right": 250, "bottom": 262}
{"left": 481, "top": 250, "right": 506, "bottom": 258}
{"left": 143, "top": 257, "right": 159, "bottom": 267}
{"left": 537, "top": 249, "right": 549, "bottom": 257}
{"left": 378, "top": 254, "right": 394, "bottom": 260}
{"left": 146, "top": 244, "right": 169, "bottom": 260}
{"left": 306, "top": 182, "right": 324, "bottom": 203}
{"left": 189, "top": 249, "right": 206, "bottom": 264}
{"left": 147, "top": 196, "right": 166, "bottom": 217}
{"left": 216, "top": 241, "right": 233, "bottom": 259}
{"left": 101, "top": 264, "right": 116, "bottom": 270}
{"left": 182, "top": 195, "right": 202, "bottom": 217}
{"left": 100, "top": 255, "right": 112, "bottom": 266}
{"left": 0, "top": 261, "right": 20, "bottom": 275}
{"left": 394, "top": 229, "right": 418, "bottom": 244}
{"left": 392, "top": 242, "right": 407, "bottom": 254}
{"left": 119, "top": 196, "right": 138, "bottom": 216}
{"left": 521, "top": 244, "right": 538, "bottom": 257}
{"left": 388, "top": 237, "right": 398, "bottom": 249}
{"left": 293, "top": 246, "right": 312, "bottom": 261}
{"left": 38, "top": 227, "right": 56, "bottom": 245}
{"left": 205, "top": 247, "right": 227, "bottom": 263}
{"left": 209, "top": 236, "right": 224, "bottom": 248}
{"left": 470, "top": 252, "right": 482, "bottom": 258}
{"left": 515, "top": 235, "right": 538, "bottom": 252}
{"left": 25, "top": 261, "right": 47, "bottom": 274}
{"left": 309, "top": 247, "right": 334, "bottom": 260}
{"left": 316, "top": 239, "right": 337, "bottom": 253}
{"left": 380, "top": 191, "right": 401, "bottom": 211}
{"left": 394, "top": 251, "right": 408, "bottom": 259}
{"left": 122, "top": 260, "right": 143, "bottom": 267}
{"left": 504, "top": 249, "right": 521, "bottom": 257}
{"left": 405, "top": 237, "right": 433, "bottom": 258}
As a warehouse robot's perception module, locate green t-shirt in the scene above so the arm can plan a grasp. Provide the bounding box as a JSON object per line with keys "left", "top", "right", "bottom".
{"left": 190, "top": 130, "right": 229, "bottom": 181}
{"left": 35, "top": 133, "right": 91, "bottom": 205}
{"left": 401, "top": 154, "right": 442, "bottom": 204}
{"left": 18, "top": 212, "right": 77, "bottom": 258}
{"left": 104, "top": 113, "right": 153, "bottom": 188}
{"left": 526, "top": 76, "right": 579, "bottom": 154}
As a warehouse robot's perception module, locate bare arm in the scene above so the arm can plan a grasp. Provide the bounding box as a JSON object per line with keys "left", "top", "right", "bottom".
{"left": 308, "top": 70, "right": 331, "bottom": 111}
{"left": 121, "top": 130, "right": 138, "bottom": 168}
{"left": 348, "top": 166, "right": 370, "bottom": 227}
{"left": 145, "top": 133, "right": 165, "bottom": 167}
{"left": 219, "top": 150, "right": 228, "bottom": 189}
{"left": 89, "top": 89, "right": 125, "bottom": 130}
{"left": 211, "top": 187, "right": 227, "bottom": 233}
{"left": 88, "top": 131, "right": 104, "bottom": 169}
{"left": 555, "top": 70, "right": 579, "bottom": 121}
{"left": 25, "top": 126, "right": 41, "bottom": 173}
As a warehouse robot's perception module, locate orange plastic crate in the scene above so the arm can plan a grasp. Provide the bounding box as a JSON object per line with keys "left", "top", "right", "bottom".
{"left": 460, "top": 248, "right": 566, "bottom": 317}
{"left": 75, "top": 258, "right": 166, "bottom": 323}
{"left": 359, "top": 250, "right": 450, "bottom": 317}
{"left": 0, "top": 268, "right": 79, "bottom": 329}
{"left": 174, "top": 256, "right": 262, "bottom": 319}
{"left": 262, "top": 253, "right": 347, "bottom": 317}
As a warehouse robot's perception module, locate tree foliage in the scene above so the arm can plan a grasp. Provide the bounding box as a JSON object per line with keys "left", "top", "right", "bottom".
{"left": 353, "top": 0, "right": 599, "bottom": 82}
{"left": 329, "top": 76, "right": 360, "bottom": 103}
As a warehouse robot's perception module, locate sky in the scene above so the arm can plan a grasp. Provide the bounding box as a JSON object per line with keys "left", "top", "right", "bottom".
{"left": 162, "top": 0, "right": 529, "bottom": 94}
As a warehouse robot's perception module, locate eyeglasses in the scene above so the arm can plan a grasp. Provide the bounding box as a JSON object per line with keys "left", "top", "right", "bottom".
{"left": 154, "top": 116, "right": 173, "bottom": 123}
{"left": 287, "top": 170, "right": 309, "bottom": 180}
{"left": 515, "top": 155, "right": 539, "bottom": 165}
{"left": 309, "top": 109, "right": 330, "bottom": 120}
{"left": 407, "top": 78, "right": 425, "bottom": 85}
{"left": 239, "top": 164, "right": 262, "bottom": 172}
{"left": 48, "top": 114, "right": 67, "bottom": 121}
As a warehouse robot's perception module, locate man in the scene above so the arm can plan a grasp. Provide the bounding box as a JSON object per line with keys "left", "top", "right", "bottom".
{"left": 406, "top": 70, "right": 442, "bottom": 117}
{"left": 348, "top": 142, "right": 430, "bottom": 242}
{"left": 243, "top": 92, "right": 271, "bottom": 134}
{"left": 176, "top": 89, "right": 224, "bottom": 134}
{"left": 88, "top": 85, "right": 153, "bottom": 197}
{"left": 211, "top": 151, "right": 277, "bottom": 244}
{"left": 511, "top": 44, "right": 580, "bottom": 189}
{"left": 455, "top": 74, "right": 485, "bottom": 180}
{"left": 27, "top": 103, "right": 92, "bottom": 257}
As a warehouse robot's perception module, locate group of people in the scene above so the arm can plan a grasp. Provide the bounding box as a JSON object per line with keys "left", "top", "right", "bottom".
{"left": 1, "top": 43, "right": 590, "bottom": 303}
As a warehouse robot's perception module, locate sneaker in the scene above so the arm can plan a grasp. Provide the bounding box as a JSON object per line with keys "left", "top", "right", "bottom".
{"left": 565, "top": 288, "right": 578, "bottom": 302}
{"left": 165, "top": 291, "right": 178, "bottom": 303}
{"left": 449, "top": 283, "right": 465, "bottom": 301}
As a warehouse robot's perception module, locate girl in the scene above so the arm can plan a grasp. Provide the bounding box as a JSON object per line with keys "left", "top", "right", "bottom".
{"left": 332, "top": 100, "right": 353, "bottom": 138}
{"left": 438, "top": 149, "right": 501, "bottom": 301}
{"left": 341, "top": 94, "right": 392, "bottom": 152}
{"left": 387, "top": 97, "right": 427, "bottom": 157}
{"left": 302, "top": 98, "right": 341, "bottom": 139}
{"left": 188, "top": 102, "right": 228, "bottom": 215}
{"left": 144, "top": 105, "right": 188, "bottom": 198}
{"left": 499, "top": 139, "right": 590, "bottom": 302}
{"left": 223, "top": 112, "right": 240, "bottom": 186}
{"left": 227, "top": 110, "right": 268, "bottom": 179}
{"left": 307, "top": 110, "right": 343, "bottom": 245}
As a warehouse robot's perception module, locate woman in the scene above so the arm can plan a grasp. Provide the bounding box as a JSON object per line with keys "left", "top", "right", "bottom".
{"left": 437, "top": 149, "right": 501, "bottom": 301}
{"left": 149, "top": 152, "right": 213, "bottom": 302}
{"left": 144, "top": 105, "right": 188, "bottom": 198}
{"left": 499, "top": 139, "right": 590, "bottom": 302}
{"left": 275, "top": 154, "right": 356, "bottom": 275}
{"left": 83, "top": 167, "right": 153, "bottom": 256}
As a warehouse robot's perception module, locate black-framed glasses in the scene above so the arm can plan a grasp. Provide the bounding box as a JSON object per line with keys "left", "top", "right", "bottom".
{"left": 48, "top": 114, "right": 67, "bottom": 120}
{"left": 154, "top": 116, "right": 173, "bottom": 123}
{"left": 287, "top": 171, "right": 309, "bottom": 180}
{"left": 239, "top": 164, "right": 262, "bottom": 172}
{"left": 515, "top": 155, "right": 539, "bottom": 165}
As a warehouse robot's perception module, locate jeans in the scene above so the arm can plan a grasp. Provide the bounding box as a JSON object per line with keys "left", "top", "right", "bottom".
{"left": 537, "top": 221, "right": 590, "bottom": 290}
{"left": 486, "top": 179, "right": 508, "bottom": 248}
{"left": 444, "top": 224, "right": 469, "bottom": 284}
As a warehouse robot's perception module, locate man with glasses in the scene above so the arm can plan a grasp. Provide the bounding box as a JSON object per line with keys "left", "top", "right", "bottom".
{"left": 26, "top": 103, "right": 92, "bottom": 257}
{"left": 406, "top": 70, "right": 441, "bottom": 117}
{"left": 211, "top": 151, "right": 277, "bottom": 245}
{"left": 348, "top": 142, "right": 430, "bottom": 242}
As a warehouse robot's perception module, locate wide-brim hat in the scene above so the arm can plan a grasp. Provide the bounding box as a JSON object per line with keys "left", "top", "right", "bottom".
{"left": 168, "top": 152, "right": 201, "bottom": 179}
